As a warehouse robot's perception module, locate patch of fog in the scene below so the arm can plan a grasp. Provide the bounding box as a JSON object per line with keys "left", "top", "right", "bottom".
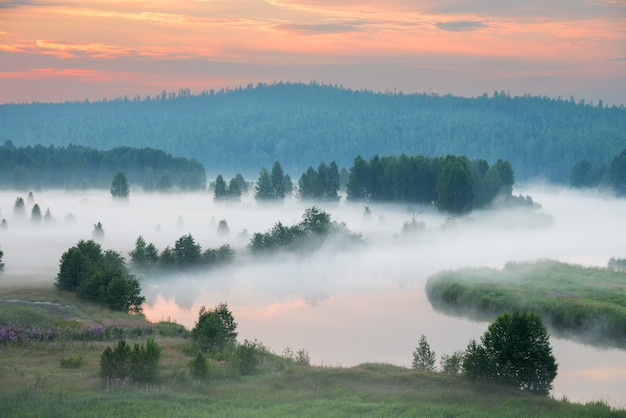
{"left": 0, "top": 185, "right": 625, "bottom": 407}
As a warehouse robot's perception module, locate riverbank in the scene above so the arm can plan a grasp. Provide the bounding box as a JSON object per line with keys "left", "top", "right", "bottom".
{"left": 1, "top": 286, "right": 624, "bottom": 417}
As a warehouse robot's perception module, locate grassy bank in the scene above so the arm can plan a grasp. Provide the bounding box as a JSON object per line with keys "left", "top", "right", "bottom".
{"left": 425, "top": 260, "right": 626, "bottom": 348}
{"left": 1, "top": 285, "right": 624, "bottom": 417}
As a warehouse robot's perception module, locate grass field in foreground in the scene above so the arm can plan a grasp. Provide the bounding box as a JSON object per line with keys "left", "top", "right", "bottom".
{"left": 0, "top": 284, "right": 624, "bottom": 417}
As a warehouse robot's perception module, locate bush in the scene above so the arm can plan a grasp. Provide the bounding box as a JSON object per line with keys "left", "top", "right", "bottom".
{"left": 236, "top": 340, "right": 261, "bottom": 375}
{"left": 100, "top": 338, "right": 162, "bottom": 383}
{"left": 189, "top": 352, "right": 209, "bottom": 380}
{"left": 60, "top": 354, "right": 84, "bottom": 369}
{"left": 440, "top": 350, "right": 464, "bottom": 375}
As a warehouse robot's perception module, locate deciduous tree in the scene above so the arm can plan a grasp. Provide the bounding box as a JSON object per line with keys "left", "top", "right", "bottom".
{"left": 462, "top": 311, "right": 557, "bottom": 395}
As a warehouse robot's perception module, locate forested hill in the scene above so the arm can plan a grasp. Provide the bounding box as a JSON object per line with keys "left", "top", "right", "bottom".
{"left": 1, "top": 82, "right": 624, "bottom": 182}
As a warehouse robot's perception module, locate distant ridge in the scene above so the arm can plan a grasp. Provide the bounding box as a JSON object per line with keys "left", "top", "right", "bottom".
{"left": 1, "top": 82, "right": 624, "bottom": 182}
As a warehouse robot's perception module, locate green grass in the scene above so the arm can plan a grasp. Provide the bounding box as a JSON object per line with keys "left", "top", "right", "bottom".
{"left": 426, "top": 259, "right": 626, "bottom": 348}
{"left": 1, "top": 284, "right": 625, "bottom": 417}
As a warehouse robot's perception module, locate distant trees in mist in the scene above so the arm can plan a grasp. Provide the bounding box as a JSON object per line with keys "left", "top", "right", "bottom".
{"left": 0, "top": 142, "right": 206, "bottom": 191}
{"left": 249, "top": 206, "right": 362, "bottom": 254}
{"left": 569, "top": 148, "right": 626, "bottom": 195}
{"left": 129, "top": 235, "right": 234, "bottom": 272}
{"left": 346, "top": 154, "right": 520, "bottom": 215}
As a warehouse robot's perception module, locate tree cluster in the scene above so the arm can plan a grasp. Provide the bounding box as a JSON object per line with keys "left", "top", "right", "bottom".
{"left": 571, "top": 148, "right": 626, "bottom": 195}
{"left": 414, "top": 311, "right": 557, "bottom": 396}
{"left": 129, "top": 235, "right": 234, "bottom": 272}
{"left": 55, "top": 240, "right": 145, "bottom": 313}
{"left": 0, "top": 142, "right": 206, "bottom": 191}
{"left": 255, "top": 161, "right": 292, "bottom": 201}
{"left": 249, "top": 207, "right": 362, "bottom": 253}
{"left": 347, "top": 154, "right": 515, "bottom": 214}
{"left": 213, "top": 173, "right": 248, "bottom": 201}
{"left": 298, "top": 161, "right": 340, "bottom": 201}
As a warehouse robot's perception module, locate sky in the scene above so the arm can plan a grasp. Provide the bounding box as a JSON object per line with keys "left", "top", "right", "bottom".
{"left": 1, "top": 0, "right": 625, "bottom": 105}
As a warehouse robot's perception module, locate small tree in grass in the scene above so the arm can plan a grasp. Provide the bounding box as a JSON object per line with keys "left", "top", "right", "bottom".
{"left": 412, "top": 334, "right": 436, "bottom": 371}
{"left": 100, "top": 338, "right": 161, "bottom": 382}
{"left": 440, "top": 350, "right": 464, "bottom": 375}
{"left": 462, "top": 311, "right": 557, "bottom": 395}
{"left": 189, "top": 352, "right": 209, "bottom": 380}
{"left": 192, "top": 303, "right": 237, "bottom": 353}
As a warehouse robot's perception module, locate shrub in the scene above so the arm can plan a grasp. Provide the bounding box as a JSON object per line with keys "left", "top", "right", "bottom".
{"left": 189, "top": 352, "right": 209, "bottom": 380}
{"left": 100, "top": 338, "right": 162, "bottom": 383}
{"left": 60, "top": 354, "right": 84, "bottom": 369}
{"left": 236, "top": 339, "right": 260, "bottom": 375}
{"left": 440, "top": 350, "right": 464, "bottom": 375}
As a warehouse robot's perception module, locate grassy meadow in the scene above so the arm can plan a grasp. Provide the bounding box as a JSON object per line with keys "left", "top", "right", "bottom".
{"left": 425, "top": 260, "right": 626, "bottom": 348}
{"left": 1, "top": 285, "right": 625, "bottom": 417}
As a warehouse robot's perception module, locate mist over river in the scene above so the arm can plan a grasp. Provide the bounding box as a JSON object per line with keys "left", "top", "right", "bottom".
{"left": 1, "top": 185, "right": 624, "bottom": 407}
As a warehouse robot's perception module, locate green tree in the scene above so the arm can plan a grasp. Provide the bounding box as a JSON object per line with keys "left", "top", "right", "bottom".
{"left": 255, "top": 168, "right": 274, "bottom": 200}
{"left": 192, "top": 303, "right": 237, "bottom": 353}
{"left": 608, "top": 149, "right": 626, "bottom": 195}
{"left": 111, "top": 171, "right": 129, "bottom": 199}
{"left": 156, "top": 170, "right": 173, "bottom": 191}
{"left": 462, "top": 311, "right": 557, "bottom": 395}
{"left": 55, "top": 240, "right": 145, "bottom": 313}
{"left": 227, "top": 177, "right": 242, "bottom": 200}
{"left": 0, "top": 247, "right": 4, "bottom": 272}
{"left": 31, "top": 203, "right": 42, "bottom": 223}
{"left": 189, "top": 352, "right": 209, "bottom": 380}
{"left": 13, "top": 197, "right": 25, "bottom": 219}
{"left": 214, "top": 174, "right": 227, "bottom": 200}
{"left": 174, "top": 234, "right": 202, "bottom": 266}
{"left": 270, "top": 161, "right": 286, "bottom": 199}
{"left": 236, "top": 339, "right": 260, "bottom": 375}
{"left": 440, "top": 350, "right": 464, "bottom": 375}
{"left": 129, "top": 236, "right": 159, "bottom": 269}
{"left": 436, "top": 156, "right": 473, "bottom": 214}
{"left": 412, "top": 334, "right": 436, "bottom": 371}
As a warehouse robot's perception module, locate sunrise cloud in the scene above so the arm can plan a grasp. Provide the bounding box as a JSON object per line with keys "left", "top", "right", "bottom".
{"left": 435, "top": 21, "right": 487, "bottom": 32}
{"left": 0, "top": 0, "right": 624, "bottom": 105}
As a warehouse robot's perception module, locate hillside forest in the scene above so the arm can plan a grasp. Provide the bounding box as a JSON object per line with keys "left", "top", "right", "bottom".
{"left": 1, "top": 82, "right": 625, "bottom": 184}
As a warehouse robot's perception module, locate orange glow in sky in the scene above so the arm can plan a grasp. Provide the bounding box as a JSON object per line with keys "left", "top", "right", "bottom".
{"left": 1, "top": 0, "right": 625, "bottom": 104}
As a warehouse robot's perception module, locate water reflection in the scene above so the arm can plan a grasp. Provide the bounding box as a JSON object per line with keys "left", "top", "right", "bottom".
{"left": 143, "top": 272, "right": 626, "bottom": 408}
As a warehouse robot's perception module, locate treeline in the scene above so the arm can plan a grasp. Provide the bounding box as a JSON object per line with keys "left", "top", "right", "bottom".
{"left": 346, "top": 154, "right": 522, "bottom": 213}
{"left": 570, "top": 149, "right": 626, "bottom": 195}
{"left": 0, "top": 142, "right": 206, "bottom": 190}
{"left": 2, "top": 82, "right": 624, "bottom": 183}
